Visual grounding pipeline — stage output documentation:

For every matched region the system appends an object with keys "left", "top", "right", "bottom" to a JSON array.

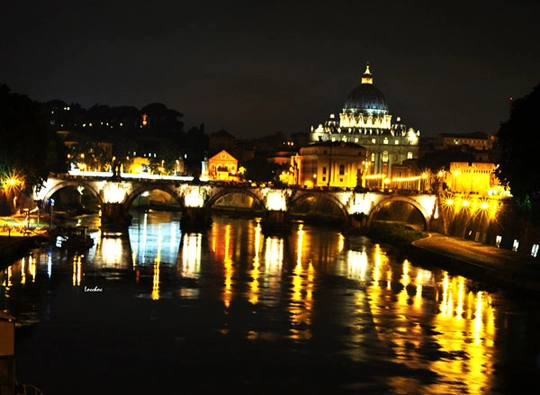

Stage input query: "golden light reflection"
[
  {"left": 151, "top": 230, "right": 162, "bottom": 301},
  {"left": 180, "top": 233, "right": 202, "bottom": 278},
  {"left": 432, "top": 285, "right": 496, "bottom": 395},
  {"left": 7, "top": 266, "right": 12, "bottom": 288},
  {"left": 249, "top": 222, "right": 262, "bottom": 305},
  {"left": 368, "top": 257, "right": 499, "bottom": 395},
  {"left": 338, "top": 233, "right": 345, "bottom": 253},
  {"left": 100, "top": 237, "right": 124, "bottom": 268},
  {"left": 347, "top": 250, "right": 368, "bottom": 282},
  {"left": 21, "top": 258, "right": 26, "bottom": 285},
  {"left": 401, "top": 259, "right": 410, "bottom": 287},
  {"left": 223, "top": 224, "right": 233, "bottom": 308},
  {"left": 264, "top": 237, "right": 283, "bottom": 274},
  {"left": 72, "top": 255, "right": 82, "bottom": 286},
  {"left": 288, "top": 224, "right": 314, "bottom": 342},
  {"left": 151, "top": 260, "right": 160, "bottom": 300},
  {"left": 261, "top": 236, "right": 284, "bottom": 309}
]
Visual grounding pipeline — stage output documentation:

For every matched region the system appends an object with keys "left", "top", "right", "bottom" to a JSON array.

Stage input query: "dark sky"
[{"left": 2, "top": 0, "right": 539, "bottom": 139}]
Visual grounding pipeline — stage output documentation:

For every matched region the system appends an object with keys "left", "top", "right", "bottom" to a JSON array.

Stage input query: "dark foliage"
[
  {"left": 495, "top": 83, "right": 540, "bottom": 224},
  {"left": 0, "top": 84, "right": 68, "bottom": 193}
]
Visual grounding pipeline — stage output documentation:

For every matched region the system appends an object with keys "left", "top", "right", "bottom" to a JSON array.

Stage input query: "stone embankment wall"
[{"left": 437, "top": 197, "right": 540, "bottom": 256}]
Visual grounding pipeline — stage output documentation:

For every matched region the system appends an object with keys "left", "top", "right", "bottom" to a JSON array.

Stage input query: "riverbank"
[
  {"left": 410, "top": 233, "right": 540, "bottom": 298},
  {"left": 0, "top": 231, "right": 49, "bottom": 269},
  {"left": 348, "top": 221, "right": 540, "bottom": 298}
]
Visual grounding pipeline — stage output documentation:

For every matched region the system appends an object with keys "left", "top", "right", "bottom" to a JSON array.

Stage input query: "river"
[{"left": 2, "top": 211, "right": 540, "bottom": 394}]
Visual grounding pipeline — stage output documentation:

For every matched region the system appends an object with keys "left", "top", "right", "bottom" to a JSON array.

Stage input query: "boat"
[{"left": 51, "top": 226, "right": 95, "bottom": 250}]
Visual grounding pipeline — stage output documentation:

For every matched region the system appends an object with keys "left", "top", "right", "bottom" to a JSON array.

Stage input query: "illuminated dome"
[{"left": 343, "top": 64, "right": 388, "bottom": 115}]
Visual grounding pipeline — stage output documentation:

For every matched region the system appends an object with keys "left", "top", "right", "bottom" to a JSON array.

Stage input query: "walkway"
[{"left": 411, "top": 233, "right": 540, "bottom": 296}]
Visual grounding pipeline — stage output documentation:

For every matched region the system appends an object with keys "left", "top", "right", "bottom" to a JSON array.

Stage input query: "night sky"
[{"left": 2, "top": 0, "right": 539, "bottom": 139}]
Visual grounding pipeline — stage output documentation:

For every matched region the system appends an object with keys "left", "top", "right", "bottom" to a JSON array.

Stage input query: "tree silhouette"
[
  {"left": 496, "top": 83, "right": 540, "bottom": 223},
  {"left": 0, "top": 84, "right": 67, "bottom": 200}
]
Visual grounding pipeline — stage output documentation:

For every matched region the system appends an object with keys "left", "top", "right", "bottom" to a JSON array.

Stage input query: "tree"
[
  {"left": 495, "top": 83, "right": 540, "bottom": 223},
  {"left": 0, "top": 84, "right": 67, "bottom": 214}
]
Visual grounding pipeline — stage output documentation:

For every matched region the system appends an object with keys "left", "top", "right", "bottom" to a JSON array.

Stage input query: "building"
[
  {"left": 445, "top": 162, "right": 505, "bottom": 196},
  {"left": 207, "top": 150, "right": 239, "bottom": 181},
  {"left": 209, "top": 129, "right": 236, "bottom": 157},
  {"left": 289, "top": 141, "right": 367, "bottom": 188},
  {"left": 309, "top": 64, "right": 420, "bottom": 181}
]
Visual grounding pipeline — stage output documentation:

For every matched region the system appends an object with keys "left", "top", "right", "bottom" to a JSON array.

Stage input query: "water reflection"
[{"left": 3, "top": 213, "right": 540, "bottom": 394}]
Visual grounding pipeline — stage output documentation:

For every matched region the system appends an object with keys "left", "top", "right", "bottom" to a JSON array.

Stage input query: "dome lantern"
[{"left": 343, "top": 63, "right": 388, "bottom": 115}]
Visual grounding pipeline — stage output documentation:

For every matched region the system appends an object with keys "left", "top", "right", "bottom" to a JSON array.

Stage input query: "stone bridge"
[{"left": 34, "top": 174, "right": 440, "bottom": 233}]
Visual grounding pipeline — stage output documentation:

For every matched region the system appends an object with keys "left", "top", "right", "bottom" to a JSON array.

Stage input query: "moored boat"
[{"left": 50, "top": 226, "right": 95, "bottom": 250}]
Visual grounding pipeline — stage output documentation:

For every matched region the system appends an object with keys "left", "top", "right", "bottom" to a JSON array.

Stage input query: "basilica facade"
[{"left": 309, "top": 64, "right": 420, "bottom": 185}]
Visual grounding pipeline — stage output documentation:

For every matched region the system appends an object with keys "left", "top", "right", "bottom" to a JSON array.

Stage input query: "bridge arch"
[
  {"left": 125, "top": 183, "right": 184, "bottom": 211},
  {"left": 288, "top": 191, "right": 349, "bottom": 227},
  {"left": 368, "top": 195, "right": 430, "bottom": 230},
  {"left": 205, "top": 188, "right": 265, "bottom": 211},
  {"left": 39, "top": 180, "right": 104, "bottom": 207}
]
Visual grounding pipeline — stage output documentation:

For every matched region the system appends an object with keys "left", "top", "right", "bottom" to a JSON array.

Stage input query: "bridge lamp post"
[{"left": 313, "top": 173, "right": 317, "bottom": 188}]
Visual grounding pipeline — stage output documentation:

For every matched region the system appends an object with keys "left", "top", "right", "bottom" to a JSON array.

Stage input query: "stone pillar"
[
  {"left": 343, "top": 212, "right": 368, "bottom": 235},
  {"left": 261, "top": 210, "right": 291, "bottom": 235},
  {"left": 101, "top": 203, "right": 132, "bottom": 230},
  {"left": 181, "top": 207, "right": 212, "bottom": 232}
]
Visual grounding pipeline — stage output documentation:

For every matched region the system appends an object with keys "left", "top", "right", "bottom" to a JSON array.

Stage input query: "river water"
[{"left": 2, "top": 211, "right": 540, "bottom": 394}]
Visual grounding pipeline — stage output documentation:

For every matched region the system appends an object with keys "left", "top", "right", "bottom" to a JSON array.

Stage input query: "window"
[
  {"left": 322, "top": 167, "right": 327, "bottom": 175},
  {"left": 382, "top": 151, "right": 388, "bottom": 162},
  {"left": 339, "top": 165, "right": 345, "bottom": 175},
  {"left": 407, "top": 152, "right": 413, "bottom": 159}
]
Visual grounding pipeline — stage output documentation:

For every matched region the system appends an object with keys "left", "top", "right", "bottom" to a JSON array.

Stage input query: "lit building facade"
[
  {"left": 309, "top": 64, "right": 420, "bottom": 181},
  {"left": 207, "top": 150, "right": 238, "bottom": 181},
  {"left": 290, "top": 141, "right": 367, "bottom": 188},
  {"left": 446, "top": 162, "right": 504, "bottom": 196}
]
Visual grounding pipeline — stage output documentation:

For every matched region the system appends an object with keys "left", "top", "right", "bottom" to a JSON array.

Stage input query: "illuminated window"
[
  {"left": 383, "top": 138, "right": 389, "bottom": 145},
  {"left": 532, "top": 244, "right": 539, "bottom": 258},
  {"left": 407, "top": 152, "right": 413, "bottom": 159},
  {"left": 371, "top": 139, "right": 376, "bottom": 144},
  {"left": 382, "top": 151, "right": 388, "bottom": 162},
  {"left": 395, "top": 140, "right": 399, "bottom": 145},
  {"left": 512, "top": 239, "right": 519, "bottom": 252}
]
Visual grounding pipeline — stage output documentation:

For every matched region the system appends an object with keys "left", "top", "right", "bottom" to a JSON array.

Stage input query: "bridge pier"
[
  {"left": 261, "top": 210, "right": 291, "bottom": 235},
  {"left": 101, "top": 203, "right": 132, "bottom": 230},
  {"left": 343, "top": 212, "right": 368, "bottom": 234},
  {"left": 181, "top": 207, "right": 212, "bottom": 232}
]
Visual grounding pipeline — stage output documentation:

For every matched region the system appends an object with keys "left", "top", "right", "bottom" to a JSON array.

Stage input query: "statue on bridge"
[{"left": 111, "top": 161, "right": 122, "bottom": 180}]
